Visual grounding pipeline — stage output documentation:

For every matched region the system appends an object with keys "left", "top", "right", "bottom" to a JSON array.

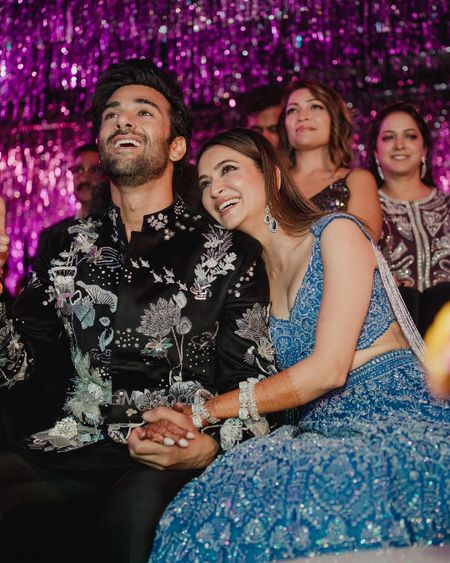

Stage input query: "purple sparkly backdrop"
[{"left": 0, "top": 0, "right": 449, "bottom": 293}]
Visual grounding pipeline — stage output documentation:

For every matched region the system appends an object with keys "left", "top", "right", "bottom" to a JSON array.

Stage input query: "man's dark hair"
[
  {"left": 74, "top": 142, "right": 99, "bottom": 157},
  {"left": 91, "top": 59, "right": 192, "bottom": 153},
  {"left": 240, "top": 84, "right": 283, "bottom": 118}
]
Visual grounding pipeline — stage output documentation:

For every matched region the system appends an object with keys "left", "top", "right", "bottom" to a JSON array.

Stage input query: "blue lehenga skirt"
[{"left": 151, "top": 350, "right": 450, "bottom": 562}]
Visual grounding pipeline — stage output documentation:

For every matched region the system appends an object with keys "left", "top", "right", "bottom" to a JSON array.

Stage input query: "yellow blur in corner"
[{"left": 425, "top": 302, "right": 450, "bottom": 397}]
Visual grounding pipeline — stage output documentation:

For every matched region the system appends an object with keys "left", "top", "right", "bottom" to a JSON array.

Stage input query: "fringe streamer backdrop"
[{"left": 0, "top": 0, "right": 448, "bottom": 293}]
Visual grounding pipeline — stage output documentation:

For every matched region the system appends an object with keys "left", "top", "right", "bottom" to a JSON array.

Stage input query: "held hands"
[
  {"left": 0, "top": 196, "right": 9, "bottom": 271},
  {"left": 142, "top": 403, "right": 195, "bottom": 446},
  {"left": 128, "top": 406, "right": 218, "bottom": 471}
]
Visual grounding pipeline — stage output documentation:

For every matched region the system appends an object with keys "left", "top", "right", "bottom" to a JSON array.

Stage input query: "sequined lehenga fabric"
[{"left": 150, "top": 215, "right": 450, "bottom": 562}]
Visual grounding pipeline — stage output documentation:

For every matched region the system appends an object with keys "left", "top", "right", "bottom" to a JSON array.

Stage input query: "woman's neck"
[
  {"left": 381, "top": 173, "right": 432, "bottom": 201},
  {"left": 293, "top": 146, "right": 335, "bottom": 176},
  {"left": 257, "top": 228, "right": 306, "bottom": 276}
]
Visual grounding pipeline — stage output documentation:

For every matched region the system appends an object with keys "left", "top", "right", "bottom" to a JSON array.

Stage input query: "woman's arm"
[
  {"left": 204, "top": 219, "right": 377, "bottom": 420},
  {"left": 346, "top": 168, "right": 382, "bottom": 242},
  {"left": 144, "top": 218, "right": 377, "bottom": 438}
]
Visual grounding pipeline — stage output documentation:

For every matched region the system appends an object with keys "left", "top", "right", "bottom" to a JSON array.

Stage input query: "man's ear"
[{"left": 169, "top": 137, "right": 187, "bottom": 162}]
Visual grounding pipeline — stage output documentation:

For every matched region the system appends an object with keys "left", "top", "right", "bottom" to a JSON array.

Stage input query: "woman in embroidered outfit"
[
  {"left": 147, "top": 128, "right": 450, "bottom": 562},
  {"left": 279, "top": 79, "right": 382, "bottom": 241},
  {"left": 367, "top": 102, "right": 450, "bottom": 334}
]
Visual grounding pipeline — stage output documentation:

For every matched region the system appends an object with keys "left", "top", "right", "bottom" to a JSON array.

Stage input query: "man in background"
[
  {"left": 69, "top": 142, "right": 106, "bottom": 218},
  {"left": 242, "top": 84, "right": 283, "bottom": 148}
]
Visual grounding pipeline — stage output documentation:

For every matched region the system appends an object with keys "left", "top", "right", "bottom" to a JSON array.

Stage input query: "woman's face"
[
  {"left": 284, "top": 88, "right": 331, "bottom": 151},
  {"left": 198, "top": 144, "right": 267, "bottom": 234},
  {"left": 375, "top": 111, "right": 426, "bottom": 179}
]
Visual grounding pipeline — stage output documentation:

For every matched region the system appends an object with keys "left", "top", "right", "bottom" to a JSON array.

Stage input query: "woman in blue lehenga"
[{"left": 148, "top": 128, "right": 449, "bottom": 561}]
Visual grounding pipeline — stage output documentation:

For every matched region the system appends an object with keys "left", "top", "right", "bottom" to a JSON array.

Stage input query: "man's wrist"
[
  {"left": 173, "top": 433, "right": 219, "bottom": 470},
  {"left": 199, "top": 433, "right": 219, "bottom": 466}
]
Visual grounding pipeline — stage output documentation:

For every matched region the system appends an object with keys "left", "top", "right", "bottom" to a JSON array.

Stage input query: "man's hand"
[
  {"left": 128, "top": 408, "right": 218, "bottom": 470},
  {"left": 128, "top": 427, "right": 218, "bottom": 471},
  {"left": 0, "top": 196, "right": 10, "bottom": 270}
]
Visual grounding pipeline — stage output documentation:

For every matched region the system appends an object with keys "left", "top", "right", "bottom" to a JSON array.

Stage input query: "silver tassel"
[{"left": 371, "top": 242, "right": 428, "bottom": 368}]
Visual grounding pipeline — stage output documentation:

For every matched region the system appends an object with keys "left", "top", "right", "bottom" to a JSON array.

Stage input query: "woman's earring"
[
  {"left": 420, "top": 156, "right": 427, "bottom": 179},
  {"left": 264, "top": 205, "right": 278, "bottom": 233},
  {"left": 375, "top": 156, "right": 384, "bottom": 181}
]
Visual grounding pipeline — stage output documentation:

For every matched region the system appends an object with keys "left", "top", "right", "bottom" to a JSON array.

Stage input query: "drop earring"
[
  {"left": 375, "top": 156, "right": 384, "bottom": 181},
  {"left": 263, "top": 205, "right": 278, "bottom": 233},
  {"left": 420, "top": 156, "right": 427, "bottom": 179}
]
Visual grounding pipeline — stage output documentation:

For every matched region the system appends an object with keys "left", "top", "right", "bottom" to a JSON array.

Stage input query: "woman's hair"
[
  {"left": 367, "top": 101, "right": 434, "bottom": 187},
  {"left": 197, "top": 128, "right": 325, "bottom": 236},
  {"left": 278, "top": 79, "right": 353, "bottom": 169}
]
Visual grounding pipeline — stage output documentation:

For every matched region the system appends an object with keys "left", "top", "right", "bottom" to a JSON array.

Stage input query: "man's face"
[
  {"left": 98, "top": 84, "right": 175, "bottom": 188},
  {"left": 70, "top": 150, "right": 104, "bottom": 205},
  {"left": 246, "top": 105, "right": 282, "bottom": 148}
]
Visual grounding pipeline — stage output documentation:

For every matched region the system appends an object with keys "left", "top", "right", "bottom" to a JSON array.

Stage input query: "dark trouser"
[
  {"left": 99, "top": 465, "right": 201, "bottom": 563},
  {"left": 0, "top": 442, "right": 201, "bottom": 563}
]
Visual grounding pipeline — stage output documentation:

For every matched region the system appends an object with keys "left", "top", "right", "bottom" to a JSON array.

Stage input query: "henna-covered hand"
[
  {"left": 143, "top": 419, "right": 196, "bottom": 447},
  {"left": 128, "top": 409, "right": 218, "bottom": 470},
  {"left": 142, "top": 406, "right": 197, "bottom": 447}
]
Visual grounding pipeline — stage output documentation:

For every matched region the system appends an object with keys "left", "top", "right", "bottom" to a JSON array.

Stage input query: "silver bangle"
[
  {"left": 247, "top": 377, "right": 260, "bottom": 421},
  {"left": 238, "top": 381, "right": 250, "bottom": 420},
  {"left": 191, "top": 396, "right": 219, "bottom": 429},
  {"left": 191, "top": 411, "right": 203, "bottom": 429}
]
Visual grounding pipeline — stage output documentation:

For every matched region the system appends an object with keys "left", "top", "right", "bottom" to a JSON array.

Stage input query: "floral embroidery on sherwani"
[
  {"left": 0, "top": 302, "right": 29, "bottom": 388},
  {"left": 235, "top": 303, "right": 275, "bottom": 370},
  {"left": 190, "top": 226, "right": 237, "bottom": 300},
  {"left": 0, "top": 198, "right": 273, "bottom": 453},
  {"left": 138, "top": 291, "right": 192, "bottom": 383},
  {"left": 218, "top": 303, "right": 277, "bottom": 450}
]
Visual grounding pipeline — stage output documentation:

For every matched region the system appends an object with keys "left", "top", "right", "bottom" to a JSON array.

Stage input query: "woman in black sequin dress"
[{"left": 279, "top": 80, "right": 382, "bottom": 241}]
